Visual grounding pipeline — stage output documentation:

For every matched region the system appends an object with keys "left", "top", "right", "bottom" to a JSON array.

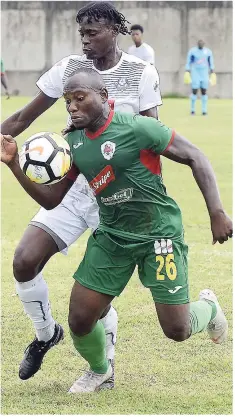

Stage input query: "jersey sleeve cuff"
[
  {"left": 140, "top": 101, "right": 162, "bottom": 112},
  {"left": 162, "top": 130, "right": 176, "bottom": 154},
  {"left": 36, "top": 79, "right": 61, "bottom": 99}
]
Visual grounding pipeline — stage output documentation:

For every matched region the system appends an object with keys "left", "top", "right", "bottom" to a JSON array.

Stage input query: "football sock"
[
  {"left": 100, "top": 306, "right": 118, "bottom": 361},
  {"left": 201, "top": 94, "right": 208, "bottom": 113},
  {"left": 15, "top": 272, "right": 56, "bottom": 342},
  {"left": 190, "top": 93, "right": 197, "bottom": 112},
  {"left": 70, "top": 320, "right": 109, "bottom": 374},
  {"left": 189, "top": 300, "right": 217, "bottom": 335}
]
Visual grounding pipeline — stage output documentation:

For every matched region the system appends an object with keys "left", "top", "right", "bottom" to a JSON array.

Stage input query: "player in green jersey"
[{"left": 1, "top": 68, "right": 232, "bottom": 393}]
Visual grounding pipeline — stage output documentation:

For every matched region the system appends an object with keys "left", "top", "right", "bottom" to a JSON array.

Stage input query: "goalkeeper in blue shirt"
[{"left": 184, "top": 40, "right": 216, "bottom": 115}]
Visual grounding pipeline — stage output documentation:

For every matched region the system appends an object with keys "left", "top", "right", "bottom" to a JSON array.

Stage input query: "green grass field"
[{"left": 1, "top": 97, "right": 232, "bottom": 415}]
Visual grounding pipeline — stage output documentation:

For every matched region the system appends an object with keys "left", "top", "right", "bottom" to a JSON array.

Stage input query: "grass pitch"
[{"left": 1, "top": 97, "right": 232, "bottom": 414}]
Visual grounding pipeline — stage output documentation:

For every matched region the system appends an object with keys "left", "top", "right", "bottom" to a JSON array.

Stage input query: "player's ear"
[
  {"left": 112, "top": 24, "right": 120, "bottom": 36},
  {"left": 100, "top": 88, "right": 108, "bottom": 103}
]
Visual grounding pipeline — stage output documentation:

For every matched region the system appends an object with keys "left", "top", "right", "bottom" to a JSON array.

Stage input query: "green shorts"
[{"left": 74, "top": 230, "right": 189, "bottom": 304}]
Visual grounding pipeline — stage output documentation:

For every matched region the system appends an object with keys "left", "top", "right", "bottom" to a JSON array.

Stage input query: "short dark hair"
[
  {"left": 76, "top": 1, "right": 130, "bottom": 35},
  {"left": 130, "top": 24, "right": 144, "bottom": 33}
]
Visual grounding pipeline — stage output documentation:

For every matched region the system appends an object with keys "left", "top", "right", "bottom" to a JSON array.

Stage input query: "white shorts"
[{"left": 30, "top": 175, "right": 99, "bottom": 255}]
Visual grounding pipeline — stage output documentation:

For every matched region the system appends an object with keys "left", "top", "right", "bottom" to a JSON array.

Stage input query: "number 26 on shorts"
[{"left": 156, "top": 254, "right": 177, "bottom": 281}]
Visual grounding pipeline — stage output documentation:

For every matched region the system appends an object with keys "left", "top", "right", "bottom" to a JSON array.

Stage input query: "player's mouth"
[{"left": 83, "top": 48, "right": 95, "bottom": 57}]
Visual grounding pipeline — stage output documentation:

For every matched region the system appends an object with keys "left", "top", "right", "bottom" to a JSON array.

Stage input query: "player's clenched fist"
[
  {"left": 210, "top": 210, "right": 233, "bottom": 244},
  {"left": 1, "top": 133, "right": 18, "bottom": 166}
]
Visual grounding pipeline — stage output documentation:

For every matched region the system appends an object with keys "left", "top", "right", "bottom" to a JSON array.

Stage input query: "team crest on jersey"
[
  {"left": 101, "top": 141, "right": 116, "bottom": 160},
  {"left": 115, "top": 77, "right": 130, "bottom": 92}
]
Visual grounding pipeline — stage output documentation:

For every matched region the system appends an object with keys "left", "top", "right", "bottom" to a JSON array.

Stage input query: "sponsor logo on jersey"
[
  {"left": 101, "top": 141, "right": 116, "bottom": 160},
  {"left": 154, "top": 239, "right": 173, "bottom": 255},
  {"left": 115, "top": 77, "right": 130, "bottom": 92},
  {"left": 89, "top": 165, "right": 115, "bottom": 195},
  {"left": 101, "top": 188, "right": 133, "bottom": 205},
  {"left": 168, "top": 286, "right": 183, "bottom": 294}
]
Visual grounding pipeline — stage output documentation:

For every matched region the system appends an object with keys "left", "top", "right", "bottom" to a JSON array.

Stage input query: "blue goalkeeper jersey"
[{"left": 185, "top": 47, "right": 214, "bottom": 72}]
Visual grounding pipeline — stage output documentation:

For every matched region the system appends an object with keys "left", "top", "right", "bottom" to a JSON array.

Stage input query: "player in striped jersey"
[{"left": 1, "top": 1, "right": 162, "bottom": 388}]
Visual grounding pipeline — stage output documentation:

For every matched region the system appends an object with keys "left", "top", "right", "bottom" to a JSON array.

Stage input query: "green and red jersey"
[{"left": 67, "top": 111, "right": 183, "bottom": 245}]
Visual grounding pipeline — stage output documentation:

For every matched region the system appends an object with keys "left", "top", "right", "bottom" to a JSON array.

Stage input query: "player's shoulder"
[
  {"left": 143, "top": 43, "right": 154, "bottom": 53},
  {"left": 53, "top": 54, "right": 92, "bottom": 70},
  {"left": 123, "top": 51, "right": 149, "bottom": 68},
  {"left": 204, "top": 47, "right": 212, "bottom": 55},
  {"left": 122, "top": 52, "right": 157, "bottom": 77},
  {"left": 113, "top": 111, "right": 136, "bottom": 126}
]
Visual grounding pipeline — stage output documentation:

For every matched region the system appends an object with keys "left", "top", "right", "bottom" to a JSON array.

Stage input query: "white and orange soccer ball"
[{"left": 19, "top": 132, "right": 72, "bottom": 185}]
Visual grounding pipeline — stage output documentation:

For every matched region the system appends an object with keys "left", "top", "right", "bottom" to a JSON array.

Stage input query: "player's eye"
[
  {"left": 77, "top": 97, "right": 84, "bottom": 102},
  {"left": 65, "top": 99, "right": 71, "bottom": 105}
]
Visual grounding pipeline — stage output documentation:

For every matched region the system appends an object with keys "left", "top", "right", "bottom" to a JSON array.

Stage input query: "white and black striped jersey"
[
  {"left": 37, "top": 52, "right": 162, "bottom": 114},
  {"left": 36, "top": 52, "right": 162, "bottom": 193}
]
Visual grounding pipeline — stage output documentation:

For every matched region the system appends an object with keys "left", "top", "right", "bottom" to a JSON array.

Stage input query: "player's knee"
[
  {"left": 192, "top": 89, "right": 198, "bottom": 95},
  {"left": 13, "top": 244, "right": 38, "bottom": 282},
  {"left": 68, "top": 309, "right": 95, "bottom": 337},
  {"left": 201, "top": 88, "right": 207, "bottom": 95},
  {"left": 162, "top": 324, "right": 190, "bottom": 342}
]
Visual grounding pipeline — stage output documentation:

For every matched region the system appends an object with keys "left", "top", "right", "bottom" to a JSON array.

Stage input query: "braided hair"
[{"left": 76, "top": 1, "right": 130, "bottom": 35}]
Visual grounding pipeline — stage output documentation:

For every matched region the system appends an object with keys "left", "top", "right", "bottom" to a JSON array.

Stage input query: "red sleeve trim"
[
  {"left": 162, "top": 129, "right": 175, "bottom": 154},
  {"left": 66, "top": 164, "right": 79, "bottom": 182}
]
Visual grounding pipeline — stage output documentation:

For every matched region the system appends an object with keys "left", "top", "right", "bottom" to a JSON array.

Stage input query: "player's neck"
[
  {"left": 93, "top": 47, "right": 122, "bottom": 71},
  {"left": 135, "top": 41, "right": 143, "bottom": 48},
  {"left": 86, "top": 105, "right": 111, "bottom": 134}
]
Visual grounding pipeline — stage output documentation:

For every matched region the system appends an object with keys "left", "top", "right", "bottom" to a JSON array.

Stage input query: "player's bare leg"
[
  {"left": 155, "top": 293, "right": 228, "bottom": 343},
  {"left": 13, "top": 225, "right": 64, "bottom": 379},
  {"left": 13, "top": 224, "right": 117, "bottom": 382},
  {"left": 201, "top": 88, "right": 208, "bottom": 115},
  {"left": 190, "top": 88, "right": 198, "bottom": 115},
  {"left": 68, "top": 281, "right": 114, "bottom": 393}
]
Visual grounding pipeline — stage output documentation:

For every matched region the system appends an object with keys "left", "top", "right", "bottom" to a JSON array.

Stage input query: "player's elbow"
[{"left": 188, "top": 147, "right": 209, "bottom": 170}]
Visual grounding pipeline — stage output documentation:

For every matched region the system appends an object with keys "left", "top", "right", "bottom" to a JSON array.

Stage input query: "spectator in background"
[
  {"left": 128, "top": 24, "right": 155, "bottom": 65},
  {"left": 1, "top": 59, "right": 10, "bottom": 99}
]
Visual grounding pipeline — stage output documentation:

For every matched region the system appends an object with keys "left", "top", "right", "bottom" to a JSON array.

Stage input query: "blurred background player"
[
  {"left": 128, "top": 24, "right": 155, "bottom": 65},
  {"left": 184, "top": 39, "right": 216, "bottom": 115},
  {"left": 1, "top": 59, "right": 10, "bottom": 99}
]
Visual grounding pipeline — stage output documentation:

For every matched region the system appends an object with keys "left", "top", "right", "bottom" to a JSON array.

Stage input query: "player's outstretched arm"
[
  {"left": 1, "top": 134, "right": 74, "bottom": 209},
  {"left": 1, "top": 92, "right": 57, "bottom": 138},
  {"left": 163, "top": 133, "right": 233, "bottom": 244}
]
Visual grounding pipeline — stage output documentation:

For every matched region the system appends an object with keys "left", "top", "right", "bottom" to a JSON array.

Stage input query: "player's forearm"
[
  {"left": 190, "top": 152, "right": 224, "bottom": 218},
  {"left": 7, "top": 157, "right": 60, "bottom": 210},
  {"left": 1, "top": 112, "right": 32, "bottom": 137}
]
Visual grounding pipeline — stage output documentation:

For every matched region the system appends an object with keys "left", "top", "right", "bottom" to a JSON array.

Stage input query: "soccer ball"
[{"left": 19, "top": 132, "right": 72, "bottom": 185}]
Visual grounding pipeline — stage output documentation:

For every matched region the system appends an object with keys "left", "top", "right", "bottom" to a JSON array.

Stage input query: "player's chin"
[
  {"left": 72, "top": 118, "right": 87, "bottom": 129},
  {"left": 83, "top": 50, "right": 96, "bottom": 60}
]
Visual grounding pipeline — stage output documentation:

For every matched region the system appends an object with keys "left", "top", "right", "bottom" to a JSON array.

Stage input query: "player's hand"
[
  {"left": 184, "top": 71, "right": 191, "bottom": 84},
  {"left": 210, "top": 210, "right": 233, "bottom": 244},
  {"left": 210, "top": 72, "right": 217, "bottom": 86},
  {"left": 1, "top": 134, "right": 18, "bottom": 166}
]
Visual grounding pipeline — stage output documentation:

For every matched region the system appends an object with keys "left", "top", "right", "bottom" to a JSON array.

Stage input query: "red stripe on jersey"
[
  {"left": 162, "top": 130, "right": 176, "bottom": 153},
  {"left": 85, "top": 110, "right": 114, "bottom": 140},
  {"left": 140, "top": 150, "right": 161, "bottom": 175},
  {"left": 66, "top": 164, "right": 79, "bottom": 181}
]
